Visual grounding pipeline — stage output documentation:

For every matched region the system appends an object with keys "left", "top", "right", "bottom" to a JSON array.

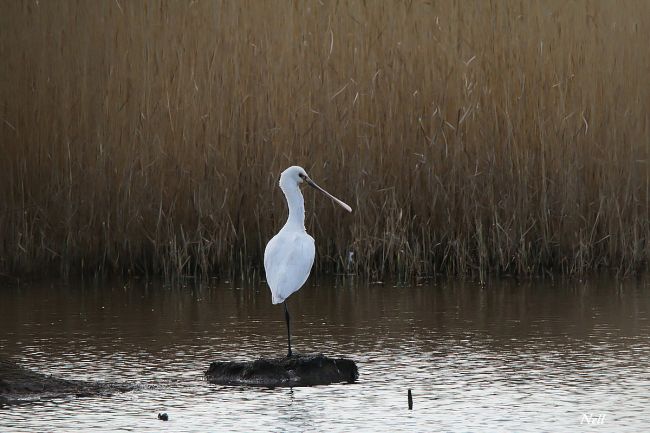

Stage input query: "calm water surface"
[{"left": 1, "top": 278, "right": 649, "bottom": 432}]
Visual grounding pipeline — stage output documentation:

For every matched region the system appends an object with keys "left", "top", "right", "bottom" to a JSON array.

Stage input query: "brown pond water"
[{"left": 1, "top": 277, "right": 649, "bottom": 432}]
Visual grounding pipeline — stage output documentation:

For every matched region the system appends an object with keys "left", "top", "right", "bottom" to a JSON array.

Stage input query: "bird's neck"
[{"left": 281, "top": 184, "right": 306, "bottom": 231}]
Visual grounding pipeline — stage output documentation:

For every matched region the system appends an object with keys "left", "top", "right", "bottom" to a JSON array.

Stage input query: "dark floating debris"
[
  {"left": 158, "top": 412, "right": 169, "bottom": 421},
  {"left": 205, "top": 353, "right": 358, "bottom": 387},
  {"left": 408, "top": 389, "right": 413, "bottom": 410}
]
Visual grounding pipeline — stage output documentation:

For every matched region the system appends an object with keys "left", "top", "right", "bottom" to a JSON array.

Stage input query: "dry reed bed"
[{"left": 0, "top": 0, "right": 648, "bottom": 280}]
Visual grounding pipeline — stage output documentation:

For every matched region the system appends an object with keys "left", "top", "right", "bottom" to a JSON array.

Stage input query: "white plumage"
[
  {"left": 264, "top": 230, "right": 315, "bottom": 304},
  {"left": 263, "top": 165, "right": 351, "bottom": 356}
]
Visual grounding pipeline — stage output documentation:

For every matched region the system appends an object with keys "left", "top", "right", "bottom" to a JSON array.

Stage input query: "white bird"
[{"left": 264, "top": 166, "right": 352, "bottom": 357}]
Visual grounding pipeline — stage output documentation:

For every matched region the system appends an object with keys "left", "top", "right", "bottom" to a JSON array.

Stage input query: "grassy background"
[{"left": 1, "top": 0, "right": 649, "bottom": 280}]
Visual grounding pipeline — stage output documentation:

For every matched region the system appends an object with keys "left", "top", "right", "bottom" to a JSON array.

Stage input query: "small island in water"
[{"left": 205, "top": 354, "right": 359, "bottom": 387}]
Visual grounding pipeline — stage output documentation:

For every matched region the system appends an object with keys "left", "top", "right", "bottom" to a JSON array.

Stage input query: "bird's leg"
[{"left": 284, "top": 301, "right": 292, "bottom": 357}]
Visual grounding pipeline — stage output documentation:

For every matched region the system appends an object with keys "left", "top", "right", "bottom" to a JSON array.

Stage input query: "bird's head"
[
  {"left": 278, "top": 166, "right": 352, "bottom": 212},
  {"left": 279, "top": 166, "right": 309, "bottom": 188}
]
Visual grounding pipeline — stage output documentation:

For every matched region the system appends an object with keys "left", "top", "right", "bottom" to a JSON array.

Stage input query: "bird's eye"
[{"left": 298, "top": 173, "right": 306, "bottom": 179}]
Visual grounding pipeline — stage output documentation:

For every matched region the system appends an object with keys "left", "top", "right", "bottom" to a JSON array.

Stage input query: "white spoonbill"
[{"left": 264, "top": 166, "right": 352, "bottom": 357}]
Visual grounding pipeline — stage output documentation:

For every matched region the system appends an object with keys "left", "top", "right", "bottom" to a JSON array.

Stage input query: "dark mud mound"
[
  {"left": 205, "top": 353, "right": 358, "bottom": 387},
  {"left": 0, "top": 359, "right": 134, "bottom": 406}
]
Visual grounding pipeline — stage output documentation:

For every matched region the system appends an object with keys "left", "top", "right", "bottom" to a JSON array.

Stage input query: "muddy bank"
[
  {"left": 0, "top": 359, "right": 134, "bottom": 406},
  {"left": 205, "top": 354, "right": 358, "bottom": 387}
]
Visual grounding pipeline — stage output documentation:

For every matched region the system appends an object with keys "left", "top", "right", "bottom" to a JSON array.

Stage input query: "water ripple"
[{"left": 1, "top": 278, "right": 649, "bottom": 432}]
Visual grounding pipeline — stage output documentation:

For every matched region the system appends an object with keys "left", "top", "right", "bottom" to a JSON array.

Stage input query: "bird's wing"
[{"left": 264, "top": 231, "right": 315, "bottom": 304}]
